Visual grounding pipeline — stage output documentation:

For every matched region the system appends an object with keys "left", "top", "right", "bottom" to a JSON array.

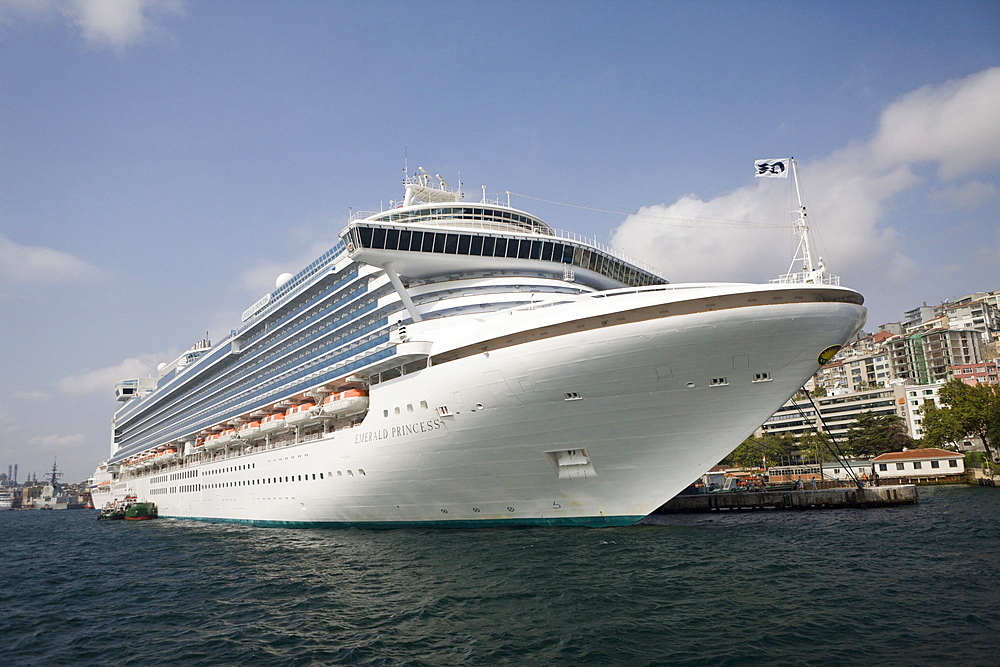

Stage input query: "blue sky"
[{"left": 1, "top": 0, "right": 998, "bottom": 483}]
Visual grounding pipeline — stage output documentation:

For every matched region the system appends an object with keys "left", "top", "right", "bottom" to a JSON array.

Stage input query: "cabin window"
[
  {"left": 409, "top": 230, "right": 423, "bottom": 251},
  {"left": 481, "top": 237, "right": 496, "bottom": 256},
  {"left": 421, "top": 232, "right": 435, "bottom": 252},
  {"left": 372, "top": 227, "right": 386, "bottom": 248},
  {"left": 470, "top": 235, "right": 484, "bottom": 255},
  {"left": 444, "top": 234, "right": 459, "bottom": 254},
  {"left": 385, "top": 228, "right": 399, "bottom": 249},
  {"left": 457, "top": 234, "right": 471, "bottom": 255},
  {"left": 949, "top": 460, "right": 958, "bottom": 467},
  {"left": 397, "top": 229, "right": 411, "bottom": 250}
]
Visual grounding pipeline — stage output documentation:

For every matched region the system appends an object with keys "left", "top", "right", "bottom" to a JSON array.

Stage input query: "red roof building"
[{"left": 871, "top": 448, "right": 965, "bottom": 479}]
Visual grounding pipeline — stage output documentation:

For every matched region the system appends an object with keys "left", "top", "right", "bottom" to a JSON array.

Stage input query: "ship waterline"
[{"left": 92, "top": 174, "right": 866, "bottom": 527}]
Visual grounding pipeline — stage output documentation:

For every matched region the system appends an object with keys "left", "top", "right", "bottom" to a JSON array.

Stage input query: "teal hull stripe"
[{"left": 160, "top": 514, "right": 644, "bottom": 529}]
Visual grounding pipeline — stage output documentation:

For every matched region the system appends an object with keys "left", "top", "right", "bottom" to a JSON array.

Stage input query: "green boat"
[
  {"left": 98, "top": 494, "right": 157, "bottom": 521},
  {"left": 124, "top": 501, "right": 158, "bottom": 520}
]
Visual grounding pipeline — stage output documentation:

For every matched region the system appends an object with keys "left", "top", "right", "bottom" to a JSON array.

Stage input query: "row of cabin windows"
[
  {"left": 122, "top": 278, "right": 381, "bottom": 449},
  {"left": 203, "top": 470, "right": 366, "bottom": 488}
]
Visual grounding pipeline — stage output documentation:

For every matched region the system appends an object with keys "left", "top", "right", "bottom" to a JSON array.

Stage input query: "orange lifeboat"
[
  {"left": 321, "top": 389, "right": 369, "bottom": 418},
  {"left": 260, "top": 412, "right": 287, "bottom": 432},
  {"left": 238, "top": 420, "right": 262, "bottom": 439},
  {"left": 285, "top": 402, "right": 318, "bottom": 425},
  {"left": 216, "top": 428, "right": 237, "bottom": 446}
]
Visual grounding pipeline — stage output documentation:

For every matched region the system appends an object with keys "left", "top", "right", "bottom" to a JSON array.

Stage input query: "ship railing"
[{"left": 769, "top": 271, "right": 841, "bottom": 286}]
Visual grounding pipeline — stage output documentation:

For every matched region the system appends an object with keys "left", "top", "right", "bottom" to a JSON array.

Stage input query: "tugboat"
[
  {"left": 98, "top": 493, "right": 157, "bottom": 521},
  {"left": 124, "top": 500, "right": 158, "bottom": 521}
]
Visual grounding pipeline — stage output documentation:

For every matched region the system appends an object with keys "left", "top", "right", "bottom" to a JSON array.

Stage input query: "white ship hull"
[{"left": 96, "top": 289, "right": 865, "bottom": 527}]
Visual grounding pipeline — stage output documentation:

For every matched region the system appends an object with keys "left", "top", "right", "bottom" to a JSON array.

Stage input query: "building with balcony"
[{"left": 887, "top": 328, "right": 984, "bottom": 385}]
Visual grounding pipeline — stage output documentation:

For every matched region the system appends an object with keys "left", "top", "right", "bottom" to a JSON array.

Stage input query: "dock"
[{"left": 652, "top": 484, "right": 918, "bottom": 513}]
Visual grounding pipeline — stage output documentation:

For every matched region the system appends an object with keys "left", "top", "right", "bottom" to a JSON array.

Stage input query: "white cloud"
[
  {"left": 28, "top": 432, "right": 88, "bottom": 451},
  {"left": 57, "top": 350, "right": 177, "bottom": 395},
  {"left": 0, "top": 0, "right": 184, "bottom": 50},
  {"left": 610, "top": 68, "right": 1000, "bottom": 289},
  {"left": 0, "top": 408, "right": 18, "bottom": 433},
  {"left": 928, "top": 180, "right": 999, "bottom": 211},
  {"left": 871, "top": 67, "right": 1000, "bottom": 179},
  {"left": 12, "top": 390, "right": 48, "bottom": 401},
  {"left": 0, "top": 233, "right": 103, "bottom": 284}
]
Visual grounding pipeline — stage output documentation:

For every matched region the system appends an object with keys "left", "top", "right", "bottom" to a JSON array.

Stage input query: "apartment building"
[{"left": 887, "top": 328, "right": 984, "bottom": 384}]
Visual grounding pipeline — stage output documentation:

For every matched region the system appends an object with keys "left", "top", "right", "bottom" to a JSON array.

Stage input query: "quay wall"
[{"left": 654, "top": 484, "right": 918, "bottom": 513}]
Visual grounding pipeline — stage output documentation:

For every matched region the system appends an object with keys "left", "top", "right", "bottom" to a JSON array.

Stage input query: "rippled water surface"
[{"left": 2, "top": 485, "right": 997, "bottom": 665}]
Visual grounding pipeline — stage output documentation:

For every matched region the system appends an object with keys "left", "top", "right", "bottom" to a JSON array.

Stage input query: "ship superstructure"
[{"left": 91, "top": 171, "right": 866, "bottom": 526}]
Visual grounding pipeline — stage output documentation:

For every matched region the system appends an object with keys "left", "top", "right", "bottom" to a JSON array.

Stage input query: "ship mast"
[{"left": 772, "top": 158, "right": 839, "bottom": 286}]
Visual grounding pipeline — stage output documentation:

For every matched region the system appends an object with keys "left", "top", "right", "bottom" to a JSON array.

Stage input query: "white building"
[{"left": 871, "top": 448, "right": 965, "bottom": 480}]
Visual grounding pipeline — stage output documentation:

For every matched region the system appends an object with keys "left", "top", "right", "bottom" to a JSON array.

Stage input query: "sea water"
[{"left": 1, "top": 484, "right": 997, "bottom": 666}]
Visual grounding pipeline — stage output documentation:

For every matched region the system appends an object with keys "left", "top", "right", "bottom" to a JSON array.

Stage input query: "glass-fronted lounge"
[{"left": 343, "top": 223, "right": 664, "bottom": 288}]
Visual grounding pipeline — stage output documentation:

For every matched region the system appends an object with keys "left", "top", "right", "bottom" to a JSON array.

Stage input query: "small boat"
[
  {"left": 202, "top": 433, "right": 225, "bottom": 450},
  {"left": 285, "top": 402, "right": 318, "bottom": 425},
  {"left": 259, "top": 412, "right": 287, "bottom": 432},
  {"left": 124, "top": 502, "right": 158, "bottom": 520},
  {"left": 98, "top": 506, "right": 125, "bottom": 520},
  {"left": 321, "top": 389, "right": 369, "bottom": 418},
  {"left": 99, "top": 494, "right": 157, "bottom": 521},
  {"left": 237, "top": 420, "right": 261, "bottom": 439}
]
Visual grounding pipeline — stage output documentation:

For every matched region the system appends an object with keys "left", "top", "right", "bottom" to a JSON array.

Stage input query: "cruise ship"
[{"left": 90, "top": 170, "right": 866, "bottom": 527}]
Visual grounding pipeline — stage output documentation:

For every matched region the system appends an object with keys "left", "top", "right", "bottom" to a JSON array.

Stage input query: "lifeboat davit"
[
  {"left": 321, "top": 389, "right": 369, "bottom": 418},
  {"left": 260, "top": 412, "right": 286, "bottom": 432},
  {"left": 284, "top": 402, "right": 318, "bottom": 425}
]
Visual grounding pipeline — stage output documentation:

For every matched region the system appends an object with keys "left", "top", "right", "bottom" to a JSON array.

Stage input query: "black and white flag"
[{"left": 754, "top": 158, "right": 790, "bottom": 178}]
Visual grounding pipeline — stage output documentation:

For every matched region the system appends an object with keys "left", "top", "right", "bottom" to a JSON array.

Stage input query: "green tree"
[
  {"left": 843, "top": 412, "right": 913, "bottom": 458},
  {"left": 723, "top": 433, "right": 797, "bottom": 468},
  {"left": 798, "top": 431, "right": 836, "bottom": 463},
  {"left": 920, "top": 400, "right": 965, "bottom": 448},
  {"left": 927, "top": 380, "right": 1000, "bottom": 461}
]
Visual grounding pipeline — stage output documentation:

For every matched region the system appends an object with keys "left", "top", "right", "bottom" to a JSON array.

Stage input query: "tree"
[
  {"left": 843, "top": 412, "right": 913, "bottom": 458},
  {"left": 920, "top": 400, "right": 965, "bottom": 449},
  {"left": 723, "top": 433, "right": 797, "bottom": 468},
  {"left": 793, "top": 431, "right": 832, "bottom": 463},
  {"left": 928, "top": 380, "right": 1000, "bottom": 462}
]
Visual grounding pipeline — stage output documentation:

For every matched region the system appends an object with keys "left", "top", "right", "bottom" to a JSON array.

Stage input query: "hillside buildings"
[{"left": 761, "top": 288, "right": 999, "bottom": 446}]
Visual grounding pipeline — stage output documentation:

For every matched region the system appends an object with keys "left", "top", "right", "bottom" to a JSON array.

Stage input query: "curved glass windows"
[{"left": 345, "top": 224, "right": 663, "bottom": 287}]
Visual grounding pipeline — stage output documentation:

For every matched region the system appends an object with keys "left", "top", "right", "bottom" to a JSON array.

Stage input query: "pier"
[{"left": 652, "top": 484, "right": 918, "bottom": 513}]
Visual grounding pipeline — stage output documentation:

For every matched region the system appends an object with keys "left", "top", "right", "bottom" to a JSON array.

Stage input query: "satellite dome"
[
  {"left": 157, "top": 362, "right": 167, "bottom": 372},
  {"left": 275, "top": 272, "right": 294, "bottom": 289}
]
